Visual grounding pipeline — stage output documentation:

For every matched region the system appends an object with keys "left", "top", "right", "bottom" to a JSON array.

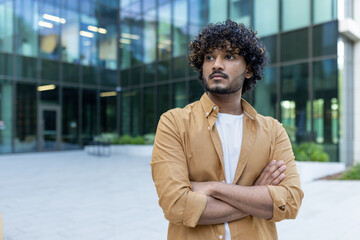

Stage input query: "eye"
[
  {"left": 225, "top": 54, "right": 234, "bottom": 60},
  {"left": 205, "top": 55, "right": 214, "bottom": 61}
]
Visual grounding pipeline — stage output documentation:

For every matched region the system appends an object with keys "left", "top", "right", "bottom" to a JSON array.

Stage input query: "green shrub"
[
  {"left": 340, "top": 163, "right": 360, "bottom": 180},
  {"left": 119, "top": 134, "right": 133, "bottom": 144},
  {"left": 131, "top": 136, "right": 145, "bottom": 145},
  {"left": 144, "top": 133, "right": 156, "bottom": 145},
  {"left": 293, "top": 142, "right": 329, "bottom": 162}
]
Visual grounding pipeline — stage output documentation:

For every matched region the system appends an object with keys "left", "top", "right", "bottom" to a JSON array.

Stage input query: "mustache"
[{"left": 209, "top": 70, "right": 229, "bottom": 79}]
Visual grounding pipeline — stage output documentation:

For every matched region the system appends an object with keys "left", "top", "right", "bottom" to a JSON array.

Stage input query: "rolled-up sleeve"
[
  {"left": 266, "top": 120, "right": 304, "bottom": 222},
  {"left": 150, "top": 112, "right": 207, "bottom": 227}
]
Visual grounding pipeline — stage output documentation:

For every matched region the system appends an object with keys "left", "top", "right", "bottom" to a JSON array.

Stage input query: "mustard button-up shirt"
[{"left": 151, "top": 93, "right": 303, "bottom": 240}]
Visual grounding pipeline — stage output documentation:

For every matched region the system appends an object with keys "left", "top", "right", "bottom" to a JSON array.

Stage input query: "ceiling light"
[
  {"left": 38, "top": 84, "right": 56, "bottom": 92},
  {"left": 38, "top": 21, "right": 53, "bottom": 28}
]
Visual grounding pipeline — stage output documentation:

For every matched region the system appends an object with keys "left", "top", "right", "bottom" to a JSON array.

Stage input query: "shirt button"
[
  {"left": 208, "top": 126, "right": 211, "bottom": 130},
  {"left": 213, "top": 106, "right": 216, "bottom": 110},
  {"left": 206, "top": 112, "right": 209, "bottom": 116},
  {"left": 219, "top": 235, "right": 223, "bottom": 239}
]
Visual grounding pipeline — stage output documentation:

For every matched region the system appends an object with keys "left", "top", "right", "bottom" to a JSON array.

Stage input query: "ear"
[{"left": 245, "top": 65, "right": 253, "bottom": 79}]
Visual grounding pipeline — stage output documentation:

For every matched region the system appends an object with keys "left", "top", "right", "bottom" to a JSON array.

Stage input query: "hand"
[
  {"left": 191, "top": 181, "right": 215, "bottom": 196},
  {"left": 254, "top": 160, "right": 286, "bottom": 186}
]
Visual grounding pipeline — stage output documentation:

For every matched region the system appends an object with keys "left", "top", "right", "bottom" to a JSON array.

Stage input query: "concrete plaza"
[{"left": 0, "top": 150, "right": 359, "bottom": 240}]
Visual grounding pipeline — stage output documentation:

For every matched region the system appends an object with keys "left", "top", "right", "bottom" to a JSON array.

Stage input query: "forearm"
[
  {"left": 210, "top": 183, "right": 274, "bottom": 220},
  {"left": 198, "top": 196, "right": 248, "bottom": 225}
]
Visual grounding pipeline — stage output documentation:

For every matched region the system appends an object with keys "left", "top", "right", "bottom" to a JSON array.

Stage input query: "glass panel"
[
  {"left": 62, "top": 87, "right": 79, "bottom": 150},
  {"left": 189, "top": 79, "right": 204, "bottom": 103},
  {"left": 120, "top": 68, "right": 130, "bottom": 87},
  {"left": 16, "top": 56, "right": 37, "bottom": 79},
  {"left": 254, "top": 67, "right": 277, "bottom": 118},
  {"left": 209, "top": 0, "right": 227, "bottom": 22},
  {"left": 82, "top": 89, "right": 98, "bottom": 145},
  {"left": 158, "top": 84, "right": 170, "bottom": 118},
  {"left": 100, "top": 69, "right": 117, "bottom": 87},
  {"left": 282, "top": 0, "right": 310, "bottom": 31},
  {"left": 97, "top": 4, "right": 117, "bottom": 69},
  {"left": 0, "top": 0, "right": 13, "bottom": 53},
  {"left": 100, "top": 91, "right": 116, "bottom": 133},
  {"left": 158, "top": 2, "right": 172, "bottom": 60},
  {"left": 144, "top": 63, "right": 156, "bottom": 84},
  {"left": 0, "top": 53, "right": 13, "bottom": 76},
  {"left": 40, "top": 83, "right": 58, "bottom": 104},
  {"left": 61, "top": 8, "right": 80, "bottom": 63},
  {"left": 121, "top": 90, "right": 131, "bottom": 135},
  {"left": 313, "top": 21, "right": 338, "bottom": 57},
  {"left": 281, "top": 29, "right": 308, "bottom": 62},
  {"left": 254, "top": 0, "right": 279, "bottom": 36},
  {"left": 281, "top": 63, "right": 310, "bottom": 143},
  {"left": 144, "top": 87, "right": 155, "bottom": 134},
  {"left": 189, "top": 0, "right": 207, "bottom": 27},
  {"left": 173, "top": 0, "right": 188, "bottom": 57},
  {"left": 40, "top": 59, "right": 59, "bottom": 81},
  {"left": 15, "top": 83, "right": 37, "bottom": 152},
  {"left": 131, "top": 89, "right": 140, "bottom": 136},
  {"left": 80, "top": 14, "right": 98, "bottom": 66},
  {"left": 82, "top": 65, "right": 97, "bottom": 84},
  {"left": 131, "top": 66, "right": 142, "bottom": 86},
  {"left": 15, "top": 0, "right": 38, "bottom": 56},
  {"left": 262, "top": 35, "right": 277, "bottom": 63},
  {"left": 313, "top": 0, "right": 337, "bottom": 24},
  {"left": 173, "top": 82, "right": 187, "bottom": 108},
  {"left": 230, "top": 0, "right": 251, "bottom": 26},
  {"left": 42, "top": 109, "right": 57, "bottom": 150},
  {"left": 63, "top": 63, "right": 79, "bottom": 83},
  {"left": 313, "top": 59, "right": 338, "bottom": 161},
  {"left": 144, "top": 5, "right": 156, "bottom": 64},
  {"left": 38, "top": 1, "right": 61, "bottom": 59},
  {"left": 0, "top": 79, "right": 12, "bottom": 153},
  {"left": 173, "top": 56, "right": 187, "bottom": 79},
  {"left": 158, "top": 60, "right": 171, "bottom": 82}
]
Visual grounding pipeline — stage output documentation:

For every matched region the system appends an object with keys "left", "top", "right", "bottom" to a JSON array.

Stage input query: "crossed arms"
[{"left": 193, "top": 160, "right": 286, "bottom": 225}]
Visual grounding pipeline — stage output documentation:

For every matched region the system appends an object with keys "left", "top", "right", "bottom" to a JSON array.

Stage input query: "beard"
[{"left": 201, "top": 70, "right": 245, "bottom": 95}]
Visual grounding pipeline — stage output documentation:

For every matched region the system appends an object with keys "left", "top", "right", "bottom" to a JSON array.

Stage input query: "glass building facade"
[{"left": 0, "top": 0, "right": 355, "bottom": 164}]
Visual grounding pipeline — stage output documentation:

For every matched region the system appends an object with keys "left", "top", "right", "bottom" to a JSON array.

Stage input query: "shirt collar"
[{"left": 200, "top": 92, "right": 257, "bottom": 120}]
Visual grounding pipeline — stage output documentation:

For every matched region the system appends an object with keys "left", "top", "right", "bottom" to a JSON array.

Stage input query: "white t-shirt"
[{"left": 215, "top": 113, "right": 244, "bottom": 240}]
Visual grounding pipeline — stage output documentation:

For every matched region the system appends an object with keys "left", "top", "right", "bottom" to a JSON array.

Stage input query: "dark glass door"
[{"left": 39, "top": 106, "right": 60, "bottom": 151}]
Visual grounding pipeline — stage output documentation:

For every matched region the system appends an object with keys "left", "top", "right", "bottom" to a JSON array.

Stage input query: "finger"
[
  {"left": 268, "top": 164, "right": 286, "bottom": 183},
  {"left": 262, "top": 160, "right": 284, "bottom": 184},
  {"left": 271, "top": 173, "right": 285, "bottom": 185},
  {"left": 255, "top": 160, "right": 276, "bottom": 185}
]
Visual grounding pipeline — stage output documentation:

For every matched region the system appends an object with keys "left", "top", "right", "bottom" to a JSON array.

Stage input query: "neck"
[{"left": 207, "top": 91, "right": 243, "bottom": 115}]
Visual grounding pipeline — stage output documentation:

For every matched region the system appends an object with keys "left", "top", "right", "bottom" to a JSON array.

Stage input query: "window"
[
  {"left": 254, "top": 67, "right": 277, "bottom": 118},
  {"left": 281, "top": 29, "right": 308, "bottom": 62},
  {"left": 209, "top": 0, "right": 227, "bottom": 23},
  {"left": 230, "top": 0, "right": 251, "bottom": 26},
  {"left": 313, "top": 21, "right": 338, "bottom": 57},
  {"left": 282, "top": 0, "right": 310, "bottom": 31},
  {"left": 62, "top": 88, "right": 79, "bottom": 149},
  {"left": 313, "top": 0, "right": 337, "bottom": 24},
  {"left": 254, "top": 0, "right": 279, "bottom": 36},
  {"left": 0, "top": 79, "right": 12, "bottom": 153}
]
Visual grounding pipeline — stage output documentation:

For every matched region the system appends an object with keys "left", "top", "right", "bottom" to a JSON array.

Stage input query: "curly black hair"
[{"left": 188, "top": 20, "right": 268, "bottom": 94}]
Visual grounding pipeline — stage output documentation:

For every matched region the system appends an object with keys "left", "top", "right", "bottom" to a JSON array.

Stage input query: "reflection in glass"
[
  {"left": 209, "top": 0, "right": 227, "bottom": 22},
  {"left": 63, "top": 62, "right": 79, "bottom": 83},
  {"left": 144, "top": 1, "right": 156, "bottom": 64},
  {"left": 158, "top": 84, "right": 170, "bottom": 119},
  {"left": 173, "top": 82, "right": 187, "bottom": 108},
  {"left": 0, "top": 0, "right": 13, "bottom": 53},
  {"left": 38, "top": 2, "right": 62, "bottom": 59},
  {"left": 313, "top": 0, "right": 337, "bottom": 24},
  {"left": 15, "top": 83, "right": 37, "bottom": 152},
  {"left": 254, "top": 67, "right": 277, "bottom": 118},
  {"left": 254, "top": 0, "right": 278, "bottom": 36},
  {"left": 230, "top": 0, "right": 250, "bottom": 26},
  {"left": 281, "top": 29, "right": 308, "bottom": 62},
  {"left": 61, "top": 8, "right": 80, "bottom": 63},
  {"left": 158, "top": 60, "right": 170, "bottom": 82},
  {"left": 15, "top": 0, "right": 38, "bottom": 56},
  {"left": 82, "top": 89, "right": 98, "bottom": 145},
  {"left": 173, "top": 0, "right": 188, "bottom": 57},
  {"left": 158, "top": 2, "right": 172, "bottom": 60},
  {"left": 41, "top": 59, "right": 59, "bottom": 81},
  {"left": 16, "top": 56, "right": 37, "bottom": 79},
  {"left": 62, "top": 88, "right": 79, "bottom": 149},
  {"left": 144, "top": 87, "right": 155, "bottom": 134},
  {"left": 281, "top": 63, "right": 309, "bottom": 143},
  {"left": 0, "top": 53, "right": 13, "bottom": 76},
  {"left": 121, "top": 90, "right": 140, "bottom": 136},
  {"left": 0, "top": 79, "right": 12, "bottom": 153},
  {"left": 173, "top": 56, "right": 187, "bottom": 79},
  {"left": 313, "top": 21, "right": 338, "bottom": 57},
  {"left": 262, "top": 36, "right": 277, "bottom": 63},
  {"left": 282, "top": 0, "right": 310, "bottom": 31},
  {"left": 80, "top": 14, "right": 98, "bottom": 66}
]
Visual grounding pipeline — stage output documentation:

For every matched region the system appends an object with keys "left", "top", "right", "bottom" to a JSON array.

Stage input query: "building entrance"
[{"left": 38, "top": 105, "right": 61, "bottom": 151}]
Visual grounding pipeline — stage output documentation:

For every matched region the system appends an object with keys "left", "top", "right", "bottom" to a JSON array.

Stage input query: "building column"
[{"left": 353, "top": 0, "right": 360, "bottom": 164}]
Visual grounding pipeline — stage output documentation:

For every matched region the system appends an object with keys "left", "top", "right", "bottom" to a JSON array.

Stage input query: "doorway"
[{"left": 38, "top": 105, "right": 61, "bottom": 151}]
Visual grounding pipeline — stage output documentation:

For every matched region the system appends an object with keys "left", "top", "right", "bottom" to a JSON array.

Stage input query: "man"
[{"left": 151, "top": 20, "right": 303, "bottom": 240}]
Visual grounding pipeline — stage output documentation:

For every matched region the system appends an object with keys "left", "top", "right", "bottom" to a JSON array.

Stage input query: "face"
[{"left": 201, "top": 48, "right": 252, "bottom": 95}]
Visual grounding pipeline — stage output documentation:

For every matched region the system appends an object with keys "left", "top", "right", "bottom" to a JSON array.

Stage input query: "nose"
[{"left": 212, "top": 56, "right": 224, "bottom": 71}]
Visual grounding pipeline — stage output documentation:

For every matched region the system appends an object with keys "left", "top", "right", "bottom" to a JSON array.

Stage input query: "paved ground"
[{"left": 0, "top": 150, "right": 359, "bottom": 240}]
